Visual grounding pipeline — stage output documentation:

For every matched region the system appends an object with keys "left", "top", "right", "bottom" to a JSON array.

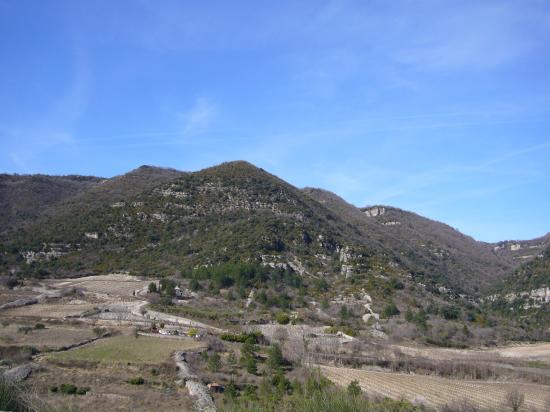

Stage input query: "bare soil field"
[
  {"left": 320, "top": 365, "right": 550, "bottom": 410},
  {"left": 0, "top": 323, "right": 96, "bottom": 350},
  {"left": 47, "top": 334, "right": 206, "bottom": 364},
  {"left": 48, "top": 273, "right": 153, "bottom": 298},
  {"left": 1, "top": 302, "right": 98, "bottom": 319}
]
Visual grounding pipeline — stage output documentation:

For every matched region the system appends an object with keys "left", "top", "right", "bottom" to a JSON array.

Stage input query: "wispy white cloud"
[
  {"left": 482, "top": 140, "right": 550, "bottom": 167},
  {"left": 358, "top": 140, "right": 550, "bottom": 205},
  {"left": 392, "top": 2, "right": 541, "bottom": 70},
  {"left": 177, "top": 97, "right": 217, "bottom": 137},
  {"left": 280, "top": 1, "right": 550, "bottom": 98}
]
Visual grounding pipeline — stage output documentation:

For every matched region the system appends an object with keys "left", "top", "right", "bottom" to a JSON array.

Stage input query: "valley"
[{"left": 0, "top": 162, "right": 549, "bottom": 411}]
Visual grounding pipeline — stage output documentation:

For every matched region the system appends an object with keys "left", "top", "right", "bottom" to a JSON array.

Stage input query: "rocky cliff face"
[
  {"left": 491, "top": 234, "right": 550, "bottom": 262},
  {"left": 363, "top": 206, "right": 386, "bottom": 217}
]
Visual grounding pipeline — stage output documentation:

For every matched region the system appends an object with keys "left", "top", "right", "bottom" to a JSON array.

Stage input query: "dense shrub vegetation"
[
  {"left": 220, "top": 371, "right": 418, "bottom": 412},
  {"left": 220, "top": 332, "right": 263, "bottom": 344},
  {"left": 0, "top": 377, "right": 39, "bottom": 411},
  {"left": 50, "top": 383, "right": 90, "bottom": 395},
  {"left": 182, "top": 262, "right": 301, "bottom": 291}
]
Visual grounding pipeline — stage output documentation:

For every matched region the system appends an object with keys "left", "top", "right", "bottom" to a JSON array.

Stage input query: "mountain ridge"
[{"left": 0, "top": 161, "right": 548, "bottom": 299}]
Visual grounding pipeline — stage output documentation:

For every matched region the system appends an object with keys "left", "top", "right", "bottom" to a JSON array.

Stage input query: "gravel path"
[{"left": 174, "top": 351, "right": 216, "bottom": 412}]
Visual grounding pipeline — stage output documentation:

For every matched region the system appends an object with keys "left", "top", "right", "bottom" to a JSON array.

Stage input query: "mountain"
[
  {"left": 0, "top": 165, "right": 186, "bottom": 237},
  {"left": 1, "top": 162, "right": 370, "bottom": 278},
  {"left": 0, "top": 161, "right": 546, "bottom": 299},
  {"left": 0, "top": 173, "right": 101, "bottom": 234},
  {"left": 303, "top": 188, "right": 515, "bottom": 294}
]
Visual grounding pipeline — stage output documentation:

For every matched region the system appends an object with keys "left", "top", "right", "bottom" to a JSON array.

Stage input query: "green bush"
[
  {"left": 441, "top": 305, "right": 460, "bottom": 320},
  {"left": 220, "top": 331, "right": 262, "bottom": 343},
  {"left": 227, "top": 351, "right": 237, "bottom": 366},
  {"left": 382, "top": 302, "right": 400, "bottom": 318},
  {"left": 128, "top": 376, "right": 145, "bottom": 385},
  {"left": 208, "top": 352, "right": 222, "bottom": 372},
  {"left": 341, "top": 327, "right": 357, "bottom": 337},
  {"left": 219, "top": 369, "right": 419, "bottom": 412},
  {"left": 413, "top": 309, "right": 428, "bottom": 330},
  {"left": 224, "top": 381, "right": 238, "bottom": 401},
  {"left": 184, "top": 262, "right": 301, "bottom": 292},
  {"left": 340, "top": 306, "right": 350, "bottom": 321},
  {"left": 189, "top": 278, "right": 201, "bottom": 291},
  {"left": 92, "top": 326, "right": 106, "bottom": 336},
  {"left": 275, "top": 312, "right": 290, "bottom": 325},
  {"left": 347, "top": 380, "right": 361, "bottom": 397},
  {"left": 51, "top": 383, "right": 89, "bottom": 396},
  {"left": 242, "top": 384, "right": 258, "bottom": 401},
  {"left": 324, "top": 326, "right": 357, "bottom": 337},
  {"left": 59, "top": 383, "right": 77, "bottom": 395},
  {"left": 390, "top": 279, "right": 405, "bottom": 290},
  {"left": 76, "top": 387, "right": 90, "bottom": 395},
  {"left": 267, "top": 345, "right": 284, "bottom": 371},
  {"left": 245, "top": 356, "right": 258, "bottom": 374}
]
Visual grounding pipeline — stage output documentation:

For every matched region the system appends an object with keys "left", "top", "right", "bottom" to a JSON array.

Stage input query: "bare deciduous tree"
[
  {"left": 273, "top": 326, "right": 289, "bottom": 345},
  {"left": 505, "top": 389, "right": 524, "bottom": 412}
]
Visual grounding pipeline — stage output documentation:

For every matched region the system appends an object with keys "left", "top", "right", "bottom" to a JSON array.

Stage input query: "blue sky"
[{"left": 1, "top": 0, "right": 549, "bottom": 242}]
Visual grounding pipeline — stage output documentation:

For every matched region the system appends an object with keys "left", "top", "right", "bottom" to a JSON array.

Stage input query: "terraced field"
[
  {"left": 48, "top": 334, "right": 205, "bottom": 364},
  {"left": 0, "top": 288, "right": 38, "bottom": 305},
  {"left": 1, "top": 302, "right": 98, "bottom": 319},
  {"left": 394, "top": 342, "right": 550, "bottom": 363},
  {"left": 320, "top": 365, "right": 550, "bottom": 410},
  {"left": 50, "top": 274, "right": 153, "bottom": 298},
  {"left": 0, "top": 323, "right": 96, "bottom": 350}
]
